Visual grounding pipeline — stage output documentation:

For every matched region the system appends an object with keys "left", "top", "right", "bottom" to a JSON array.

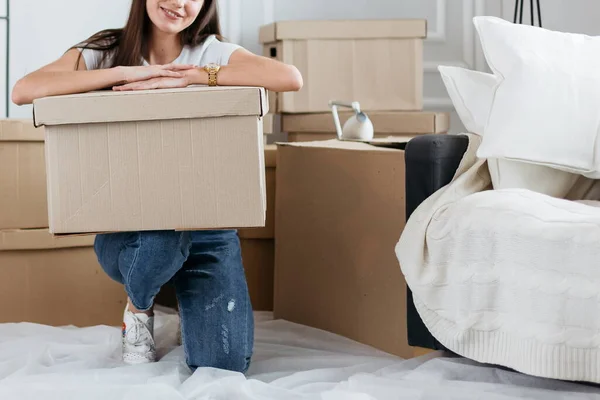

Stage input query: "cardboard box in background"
[
  {"left": 33, "top": 86, "right": 268, "bottom": 235},
  {"left": 264, "top": 114, "right": 275, "bottom": 135},
  {"left": 282, "top": 111, "right": 449, "bottom": 142},
  {"left": 274, "top": 139, "right": 411, "bottom": 358},
  {"left": 238, "top": 145, "right": 277, "bottom": 240},
  {"left": 266, "top": 89, "right": 278, "bottom": 121},
  {"left": 264, "top": 114, "right": 287, "bottom": 145},
  {"left": 261, "top": 20, "right": 426, "bottom": 113},
  {"left": 0, "top": 120, "right": 48, "bottom": 230},
  {"left": 263, "top": 114, "right": 278, "bottom": 145},
  {"left": 239, "top": 146, "right": 277, "bottom": 312},
  {"left": 0, "top": 229, "right": 126, "bottom": 327},
  {"left": 241, "top": 239, "right": 275, "bottom": 311}
]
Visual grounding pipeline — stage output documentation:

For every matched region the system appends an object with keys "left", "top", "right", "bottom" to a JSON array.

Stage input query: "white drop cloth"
[{"left": 0, "top": 310, "right": 598, "bottom": 399}]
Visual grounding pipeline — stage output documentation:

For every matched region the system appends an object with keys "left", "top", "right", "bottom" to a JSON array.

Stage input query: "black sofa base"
[{"left": 404, "top": 134, "right": 469, "bottom": 350}]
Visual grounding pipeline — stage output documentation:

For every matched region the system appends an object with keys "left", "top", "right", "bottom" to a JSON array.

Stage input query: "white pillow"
[
  {"left": 438, "top": 66, "right": 496, "bottom": 135},
  {"left": 439, "top": 65, "right": 579, "bottom": 198},
  {"left": 473, "top": 16, "right": 600, "bottom": 179}
]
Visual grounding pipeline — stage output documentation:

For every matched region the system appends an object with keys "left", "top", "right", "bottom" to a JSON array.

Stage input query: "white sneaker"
[{"left": 122, "top": 308, "right": 157, "bottom": 365}]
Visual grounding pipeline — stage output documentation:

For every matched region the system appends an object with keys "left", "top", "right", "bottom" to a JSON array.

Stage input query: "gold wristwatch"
[{"left": 203, "top": 63, "right": 221, "bottom": 86}]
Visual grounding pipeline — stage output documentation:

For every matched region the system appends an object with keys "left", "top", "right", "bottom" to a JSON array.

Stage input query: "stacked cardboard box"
[
  {"left": 0, "top": 229, "right": 126, "bottom": 326},
  {"left": 0, "top": 119, "right": 126, "bottom": 327},
  {"left": 237, "top": 145, "right": 277, "bottom": 311},
  {"left": 260, "top": 20, "right": 426, "bottom": 114},
  {"left": 0, "top": 119, "right": 48, "bottom": 230},
  {"left": 274, "top": 138, "right": 413, "bottom": 358},
  {"left": 282, "top": 111, "right": 449, "bottom": 142},
  {"left": 257, "top": 19, "right": 447, "bottom": 356},
  {"left": 259, "top": 19, "right": 450, "bottom": 142},
  {"left": 33, "top": 86, "right": 269, "bottom": 235},
  {"left": 263, "top": 113, "right": 274, "bottom": 144}
]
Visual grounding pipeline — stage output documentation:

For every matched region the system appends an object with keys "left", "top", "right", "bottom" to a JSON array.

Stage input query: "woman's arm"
[
  {"left": 207, "top": 48, "right": 303, "bottom": 92},
  {"left": 113, "top": 49, "right": 303, "bottom": 93},
  {"left": 11, "top": 49, "right": 193, "bottom": 105}
]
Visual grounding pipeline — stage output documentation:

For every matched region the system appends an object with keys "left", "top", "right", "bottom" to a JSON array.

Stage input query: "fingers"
[
  {"left": 163, "top": 63, "right": 196, "bottom": 71},
  {"left": 113, "top": 83, "right": 139, "bottom": 91},
  {"left": 159, "top": 70, "right": 185, "bottom": 78},
  {"left": 125, "top": 71, "right": 180, "bottom": 84},
  {"left": 113, "top": 77, "right": 188, "bottom": 91},
  {"left": 114, "top": 79, "right": 158, "bottom": 91}
]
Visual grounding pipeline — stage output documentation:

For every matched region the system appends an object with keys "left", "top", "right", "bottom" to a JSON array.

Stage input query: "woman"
[{"left": 12, "top": 0, "right": 302, "bottom": 372}]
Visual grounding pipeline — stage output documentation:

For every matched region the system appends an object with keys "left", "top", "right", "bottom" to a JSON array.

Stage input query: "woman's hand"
[
  {"left": 11, "top": 48, "right": 198, "bottom": 105},
  {"left": 117, "top": 64, "right": 196, "bottom": 85},
  {"left": 113, "top": 75, "right": 191, "bottom": 91}
]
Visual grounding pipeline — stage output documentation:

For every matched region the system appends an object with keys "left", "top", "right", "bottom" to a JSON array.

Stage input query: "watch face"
[{"left": 206, "top": 63, "right": 218, "bottom": 69}]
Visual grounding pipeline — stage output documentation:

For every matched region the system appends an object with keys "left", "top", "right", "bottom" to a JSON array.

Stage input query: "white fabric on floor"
[{"left": 0, "top": 310, "right": 598, "bottom": 399}]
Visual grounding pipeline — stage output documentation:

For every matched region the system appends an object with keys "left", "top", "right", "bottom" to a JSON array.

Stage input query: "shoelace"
[{"left": 125, "top": 316, "right": 154, "bottom": 348}]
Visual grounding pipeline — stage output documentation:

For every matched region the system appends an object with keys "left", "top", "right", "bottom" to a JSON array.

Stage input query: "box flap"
[
  {"left": 282, "top": 112, "right": 449, "bottom": 134},
  {"left": 0, "top": 229, "right": 95, "bottom": 251},
  {"left": 33, "top": 86, "right": 267, "bottom": 127},
  {"left": 259, "top": 19, "right": 427, "bottom": 43},
  {"left": 277, "top": 137, "right": 414, "bottom": 152},
  {"left": 265, "top": 145, "right": 277, "bottom": 167},
  {"left": 0, "top": 119, "right": 45, "bottom": 142}
]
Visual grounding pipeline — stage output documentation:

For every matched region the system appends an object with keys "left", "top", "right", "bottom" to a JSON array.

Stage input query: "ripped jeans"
[{"left": 93, "top": 230, "right": 254, "bottom": 373}]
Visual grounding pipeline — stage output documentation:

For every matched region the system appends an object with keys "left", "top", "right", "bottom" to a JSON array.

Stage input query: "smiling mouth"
[{"left": 161, "top": 6, "right": 184, "bottom": 19}]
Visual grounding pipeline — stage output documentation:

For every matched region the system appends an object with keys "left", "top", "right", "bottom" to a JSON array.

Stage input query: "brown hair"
[{"left": 74, "top": 0, "right": 222, "bottom": 68}]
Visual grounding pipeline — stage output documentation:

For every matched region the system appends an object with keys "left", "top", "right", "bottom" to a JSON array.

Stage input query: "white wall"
[
  {"left": 0, "top": 0, "right": 7, "bottom": 118},
  {"left": 7, "top": 0, "right": 129, "bottom": 118},
  {"left": 4, "top": 0, "right": 600, "bottom": 128}
]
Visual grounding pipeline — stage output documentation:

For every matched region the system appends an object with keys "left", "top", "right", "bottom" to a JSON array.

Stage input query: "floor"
[{"left": 0, "top": 310, "right": 598, "bottom": 399}]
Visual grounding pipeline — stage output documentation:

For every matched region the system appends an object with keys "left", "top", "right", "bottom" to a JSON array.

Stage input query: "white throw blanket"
[{"left": 396, "top": 133, "right": 600, "bottom": 383}]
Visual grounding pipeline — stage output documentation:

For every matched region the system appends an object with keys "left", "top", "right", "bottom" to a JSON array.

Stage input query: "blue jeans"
[{"left": 93, "top": 230, "right": 254, "bottom": 373}]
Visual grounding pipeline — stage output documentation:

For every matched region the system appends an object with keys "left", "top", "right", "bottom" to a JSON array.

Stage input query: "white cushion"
[
  {"left": 473, "top": 16, "right": 600, "bottom": 179},
  {"left": 438, "top": 66, "right": 496, "bottom": 135},
  {"left": 439, "top": 65, "right": 579, "bottom": 198}
]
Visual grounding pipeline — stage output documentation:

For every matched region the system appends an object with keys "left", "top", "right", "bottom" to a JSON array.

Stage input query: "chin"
[{"left": 154, "top": 22, "right": 185, "bottom": 34}]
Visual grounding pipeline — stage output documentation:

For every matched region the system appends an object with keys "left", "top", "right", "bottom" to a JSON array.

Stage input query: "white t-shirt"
[{"left": 80, "top": 34, "right": 241, "bottom": 70}]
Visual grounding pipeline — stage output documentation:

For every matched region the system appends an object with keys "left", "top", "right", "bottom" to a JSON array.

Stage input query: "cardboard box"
[
  {"left": 263, "top": 113, "right": 279, "bottom": 145},
  {"left": 264, "top": 114, "right": 275, "bottom": 135},
  {"left": 0, "top": 229, "right": 126, "bottom": 326},
  {"left": 260, "top": 20, "right": 427, "bottom": 113},
  {"left": 238, "top": 145, "right": 277, "bottom": 239},
  {"left": 282, "top": 111, "right": 449, "bottom": 142},
  {"left": 32, "top": 86, "right": 268, "bottom": 235},
  {"left": 265, "top": 89, "right": 278, "bottom": 121},
  {"left": 241, "top": 239, "right": 274, "bottom": 312},
  {"left": 274, "top": 139, "right": 411, "bottom": 358},
  {"left": 0, "top": 119, "right": 48, "bottom": 230},
  {"left": 267, "top": 91, "right": 278, "bottom": 116}
]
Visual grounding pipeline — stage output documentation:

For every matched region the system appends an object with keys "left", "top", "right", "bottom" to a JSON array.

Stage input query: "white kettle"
[{"left": 329, "top": 100, "right": 374, "bottom": 141}]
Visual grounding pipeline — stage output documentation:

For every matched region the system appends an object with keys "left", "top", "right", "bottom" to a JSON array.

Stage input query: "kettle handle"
[
  {"left": 328, "top": 101, "right": 362, "bottom": 140},
  {"left": 330, "top": 104, "right": 343, "bottom": 140}
]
